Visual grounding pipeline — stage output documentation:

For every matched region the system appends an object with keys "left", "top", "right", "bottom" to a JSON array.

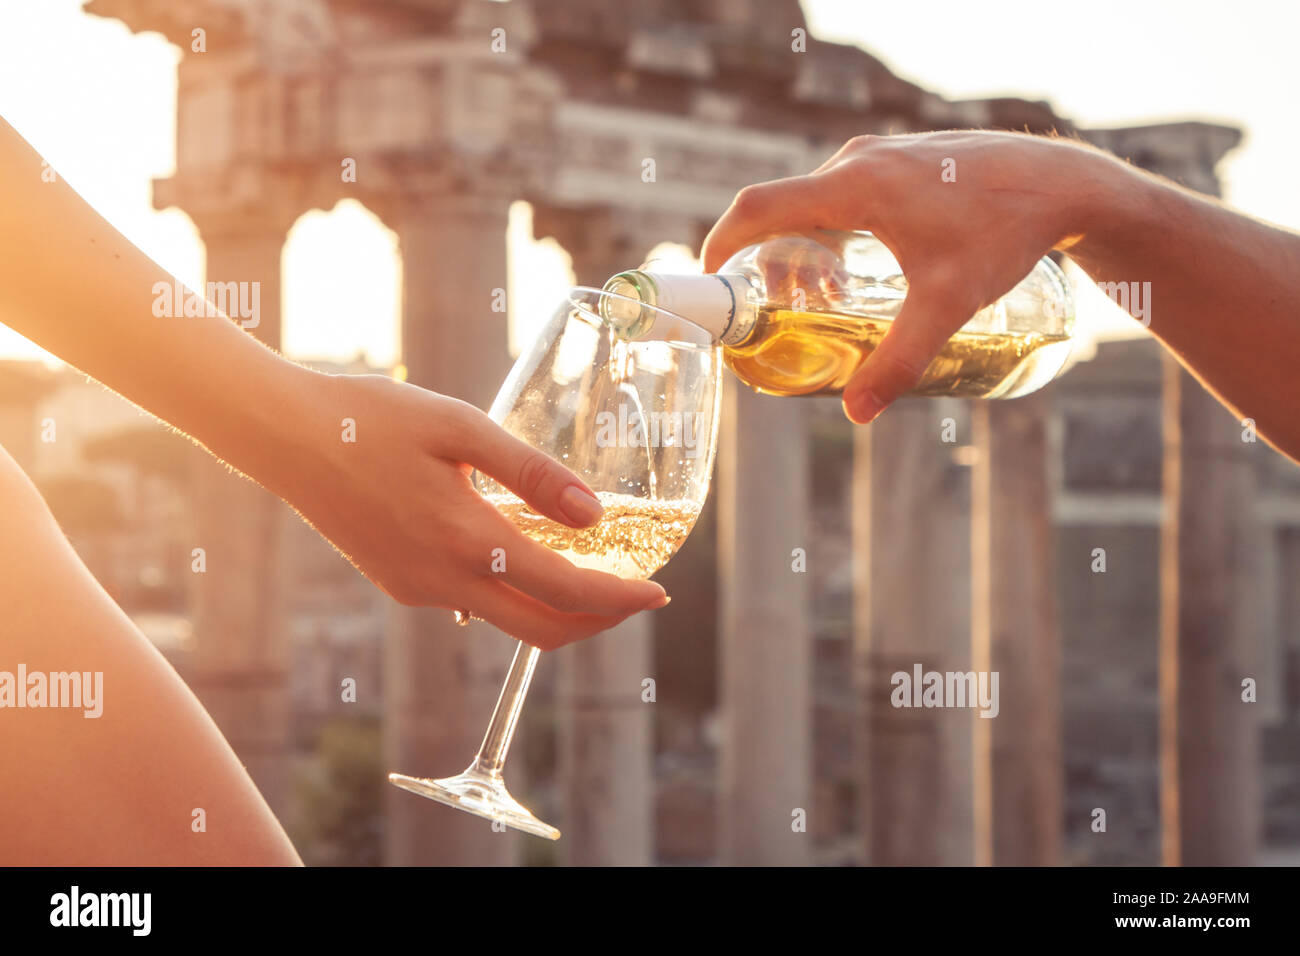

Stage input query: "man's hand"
[{"left": 702, "top": 131, "right": 1120, "bottom": 423}]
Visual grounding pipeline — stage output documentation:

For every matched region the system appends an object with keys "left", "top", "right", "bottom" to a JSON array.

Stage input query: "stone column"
[
  {"left": 971, "top": 394, "right": 1062, "bottom": 865},
  {"left": 187, "top": 221, "right": 293, "bottom": 819},
  {"left": 555, "top": 622, "right": 653, "bottom": 864},
  {"left": 717, "top": 380, "right": 811, "bottom": 865},
  {"left": 383, "top": 192, "right": 518, "bottom": 866},
  {"left": 1094, "top": 142, "right": 1257, "bottom": 867},
  {"left": 852, "top": 399, "right": 974, "bottom": 865},
  {"left": 1159, "top": 359, "right": 1259, "bottom": 865}
]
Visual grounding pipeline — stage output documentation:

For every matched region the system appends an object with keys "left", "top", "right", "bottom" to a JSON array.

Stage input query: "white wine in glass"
[
  {"left": 481, "top": 491, "right": 700, "bottom": 578},
  {"left": 389, "top": 286, "right": 721, "bottom": 839}
]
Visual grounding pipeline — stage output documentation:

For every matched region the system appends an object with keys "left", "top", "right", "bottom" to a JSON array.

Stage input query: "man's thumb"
[{"left": 842, "top": 285, "right": 969, "bottom": 424}]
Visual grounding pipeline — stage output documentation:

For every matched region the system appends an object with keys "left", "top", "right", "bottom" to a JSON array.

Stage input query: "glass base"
[{"left": 388, "top": 763, "right": 561, "bottom": 841}]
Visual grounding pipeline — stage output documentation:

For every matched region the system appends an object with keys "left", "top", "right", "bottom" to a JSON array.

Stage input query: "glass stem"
[{"left": 471, "top": 641, "right": 541, "bottom": 776}]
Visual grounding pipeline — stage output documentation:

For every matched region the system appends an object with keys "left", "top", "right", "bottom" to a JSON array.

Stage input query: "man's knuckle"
[
  {"left": 912, "top": 261, "right": 978, "bottom": 307},
  {"left": 731, "top": 184, "right": 768, "bottom": 216},
  {"left": 880, "top": 348, "right": 931, "bottom": 384}
]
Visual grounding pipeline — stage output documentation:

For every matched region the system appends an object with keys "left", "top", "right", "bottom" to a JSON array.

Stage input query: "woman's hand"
[
  {"left": 701, "top": 130, "right": 1122, "bottom": 423},
  {"left": 0, "top": 116, "right": 667, "bottom": 649},
  {"left": 258, "top": 372, "right": 669, "bottom": 651}
]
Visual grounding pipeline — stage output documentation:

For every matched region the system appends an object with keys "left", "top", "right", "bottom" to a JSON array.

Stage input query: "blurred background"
[{"left": 0, "top": 0, "right": 1296, "bottom": 865}]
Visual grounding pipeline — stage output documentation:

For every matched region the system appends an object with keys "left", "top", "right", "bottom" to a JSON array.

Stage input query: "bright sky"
[
  {"left": 0, "top": 0, "right": 1295, "bottom": 364},
  {"left": 804, "top": 0, "right": 1300, "bottom": 231}
]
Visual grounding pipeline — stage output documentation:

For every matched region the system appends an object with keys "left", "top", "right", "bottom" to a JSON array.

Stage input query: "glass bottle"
[{"left": 601, "top": 229, "right": 1074, "bottom": 398}]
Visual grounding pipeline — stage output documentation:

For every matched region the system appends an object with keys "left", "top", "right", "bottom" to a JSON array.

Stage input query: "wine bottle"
[{"left": 601, "top": 230, "right": 1074, "bottom": 398}]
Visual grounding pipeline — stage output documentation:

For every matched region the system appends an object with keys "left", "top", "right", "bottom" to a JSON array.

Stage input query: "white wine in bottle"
[
  {"left": 483, "top": 490, "right": 701, "bottom": 579},
  {"left": 601, "top": 230, "right": 1074, "bottom": 399}
]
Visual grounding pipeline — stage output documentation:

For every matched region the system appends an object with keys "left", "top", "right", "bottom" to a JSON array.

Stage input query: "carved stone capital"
[
  {"left": 1081, "top": 122, "right": 1242, "bottom": 197},
  {"left": 529, "top": 201, "right": 708, "bottom": 284},
  {"left": 154, "top": 167, "right": 300, "bottom": 242}
]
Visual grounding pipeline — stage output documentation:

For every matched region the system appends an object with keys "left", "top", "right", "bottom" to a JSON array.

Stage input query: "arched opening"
[
  {"left": 640, "top": 241, "right": 699, "bottom": 274},
  {"left": 282, "top": 199, "right": 401, "bottom": 370},
  {"left": 506, "top": 200, "right": 575, "bottom": 357}
]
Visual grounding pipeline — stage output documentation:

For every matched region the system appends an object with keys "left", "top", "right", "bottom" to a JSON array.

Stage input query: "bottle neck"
[{"left": 610, "top": 271, "right": 758, "bottom": 346}]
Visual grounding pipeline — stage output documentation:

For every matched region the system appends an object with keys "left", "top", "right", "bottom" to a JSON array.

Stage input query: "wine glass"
[{"left": 388, "top": 286, "right": 721, "bottom": 839}]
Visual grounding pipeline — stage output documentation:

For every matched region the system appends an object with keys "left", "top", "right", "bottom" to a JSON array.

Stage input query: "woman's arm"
[
  {"left": 702, "top": 130, "right": 1300, "bottom": 462},
  {"left": 0, "top": 115, "right": 667, "bottom": 649}
]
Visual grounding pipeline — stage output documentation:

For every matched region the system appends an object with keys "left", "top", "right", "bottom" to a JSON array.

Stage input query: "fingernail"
[
  {"left": 559, "top": 484, "right": 603, "bottom": 526},
  {"left": 844, "top": 389, "right": 884, "bottom": 425},
  {"left": 645, "top": 593, "right": 671, "bottom": 610}
]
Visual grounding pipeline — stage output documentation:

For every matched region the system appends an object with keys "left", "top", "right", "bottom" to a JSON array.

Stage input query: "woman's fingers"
[
  {"left": 441, "top": 400, "right": 606, "bottom": 529},
  {"left": 464, "top": 497, "right": 669, "bottom": 615},
  {"left": 494, "top": 537, "right": 669, "bottom": 617},
  {"left": 459, "top": 576, "right": 641, "bottom": 651},
  {"left": 423, "top": 405, "right": 671, "bottom": 621}
]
